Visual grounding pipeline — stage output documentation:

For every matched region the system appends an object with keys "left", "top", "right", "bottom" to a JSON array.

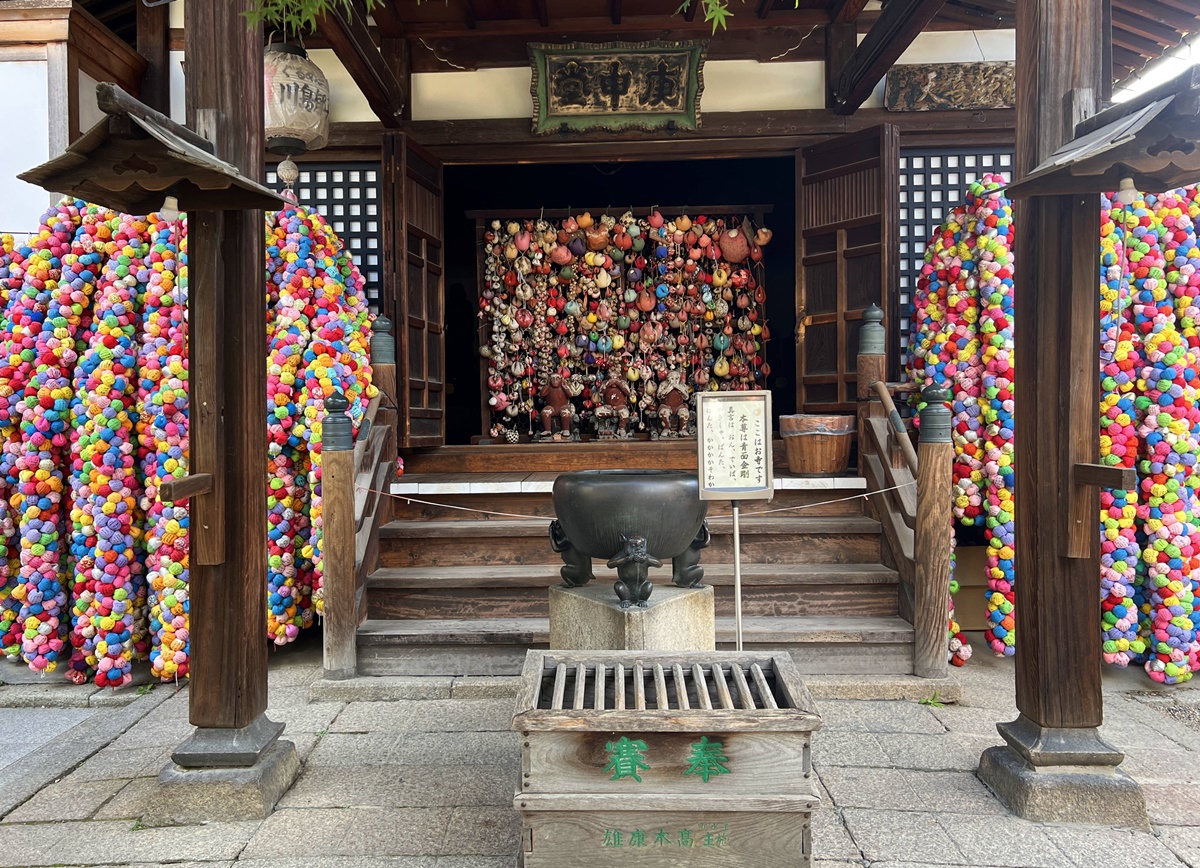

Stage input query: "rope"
[{"left": 354, "top": 479, "right": 918, "bottom": 522}]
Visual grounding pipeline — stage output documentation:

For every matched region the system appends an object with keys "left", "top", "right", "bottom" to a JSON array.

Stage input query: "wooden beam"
[
  {"left": 464, "top": 0, "right": 477, "bottom": 29},
  {"left": 314, "top": 107, "right": 1014, "bottom": 162},
  {"left": 371, "top": 0, "right": 406, "bottom": 38},
  {"left": 757, "top": 0, "right": 773, "bottom": 19},
  {"left": 158, "top": 473, "right": 214, "bottom": 503},
  {"left": 1073, "top": 462, "right": 1137, "bottom": 491},
  {"left": 831, "top": 0, "right": 869, "bottom": 23},
  {"left": 825, "top": 21, "right": 857, "bottom": 112},
  {"left": 611, "top": 0, "right": 622, "bottom": 25},
  {"left": 316, "top": 0, "right": 405, "bottom": 128},
  {"left": 1115, "top": 0, "right": 1186, "bottom": 28},
  {"left": 684, "top": 0, "right": 699, "bottom": 22},
  {"left": 534, "top": 0, "right": 549, "bottom": 27},
  {"left": 404, "top": 9, "right": 831, "bottom": 37},
  {"left": 1111, "top": 43, "right": 1147, "bottom": 73},
  {"left": 830, "top": 0, "right": 947, "bottom": 115},
  {"left": 136, "top": 0, "right": 170, "bottom": 114},
  {"left": 409, "top": 26, "right": 824, "bottom": 70},
  {"left": 1110, "top": 24, "right": 1168, "bottom": 57},
  {"left": 1111, "top": 7, "right": 1183, "bottom": 45},
  {"left": 382, "top": 36, "right": 411, "bottom": 122}
]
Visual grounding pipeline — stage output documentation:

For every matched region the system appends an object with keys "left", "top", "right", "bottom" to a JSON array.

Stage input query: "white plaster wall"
[
  {"left": 169, "top": 50, "right": 185, "bottom": 123},
  {"left": 78, "top": 69, "right": 104, "bottom": 131},
  {"left": 0, "top": 61, "right": 52, "bottom": 238},
  {"left": 164, "top": 24, "right": 1016, "bottom": 123},
  {"left": 309, "top": 48, "right": 374, "bottom": 123}
]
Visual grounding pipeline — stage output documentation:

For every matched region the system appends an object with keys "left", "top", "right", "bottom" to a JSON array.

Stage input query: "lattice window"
[
  {"left": 898, "top": 148, "right": 1015, "bottom": 378},
  {"left": 266, "top": 161, "right": 383, "bottom": 311}
]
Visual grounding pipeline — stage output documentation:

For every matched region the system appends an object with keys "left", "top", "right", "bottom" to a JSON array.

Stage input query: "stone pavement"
[{"left": 1, "top": 634, "right": 1200, "bottom": 867}]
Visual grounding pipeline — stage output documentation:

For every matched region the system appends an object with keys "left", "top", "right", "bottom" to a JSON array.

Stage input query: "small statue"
[
  {"left": 549, "top": 520, "right": 594, "bottom": 587},
  {"left": 656, "top": 368, "right": 692, "bottom": 437},
  {"left": 672, "top": 521, "right": 711, "bottom": 588},
  {"left": 607, "top": 534, "right": 662, "bottom": 608},
  {"left": 539, "top": 373, "right": 574, "bottom": 439},
  {"left": 595, "top": 374, "right": 633, "bottom": 439}
]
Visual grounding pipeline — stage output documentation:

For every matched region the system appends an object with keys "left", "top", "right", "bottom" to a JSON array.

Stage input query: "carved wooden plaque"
[
  {"left": 529, "top": 41, "right": 707, "bottom": 135},
  {"left": 885, "top": 62, "right": 1015, "bottom": 112}
]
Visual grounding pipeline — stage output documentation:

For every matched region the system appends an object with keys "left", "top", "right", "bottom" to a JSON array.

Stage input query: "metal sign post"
[{"left": 696, "top": 392, "right": 774, "bottom": 651}]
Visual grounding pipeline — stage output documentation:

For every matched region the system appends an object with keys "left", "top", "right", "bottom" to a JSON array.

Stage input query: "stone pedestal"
[
  {"left": 549, "top": 583, "right": 715, "bottom": 651},
  {"left": 145, "top": 713, "right": 300, "bottom": 825},
  {"left": 977, "top": 714, "right": 1148, "bottom": 829},
  {"left": 146, "top": 740, "right": 300, "bottom": 825}
]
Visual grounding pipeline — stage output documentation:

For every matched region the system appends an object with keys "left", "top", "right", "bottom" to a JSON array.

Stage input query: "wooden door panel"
[
  {"left": 383, "top": 132, "right": 445, "bottom": 447},
  {"left": 795, "top": 125, "right": 900, "bottom": 414}
]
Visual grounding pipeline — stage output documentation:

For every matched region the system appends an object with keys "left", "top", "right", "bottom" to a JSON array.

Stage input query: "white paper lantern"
[{"left": 264, "top": 43, "right": 330, "bottom": 156}]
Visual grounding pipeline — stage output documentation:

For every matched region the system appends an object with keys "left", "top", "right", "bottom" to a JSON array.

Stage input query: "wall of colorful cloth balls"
[
  {"left": 908, "top": 176, "right": 1200, "bottom": 684},
  {"left": 0, "top": 198, "right": 375, "bottom": 687},
  {"left": 479, "top": 210, "right": 772, "bottom": 442}
]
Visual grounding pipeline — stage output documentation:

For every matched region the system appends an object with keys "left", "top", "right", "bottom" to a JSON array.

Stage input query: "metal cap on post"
[
  {"left": 323, "top": 391, "right": 353, "bottom": 452},
  {"left": 859, "top": 303, "right": 886, "bottom": 356},
  {"left": 918, "top": 384, "right": 952, "bottom": 444},
  {"left": 371, "top": 316, "right": 395, "bottom": 365}
]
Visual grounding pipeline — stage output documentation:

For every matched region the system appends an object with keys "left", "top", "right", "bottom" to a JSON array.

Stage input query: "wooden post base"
[{"left": 170, "top": 712, "right": 286, "bottom": 769}]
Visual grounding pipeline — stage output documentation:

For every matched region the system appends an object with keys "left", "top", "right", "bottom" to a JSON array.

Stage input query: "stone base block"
[
  {"left": 977, "top": 745, "right": 1149, "bottom": 829},
  {"left": 144, "top": 740, "right": 300, "bottom": 825},
  {"left": 549, "top": 583, "right": 715, "bottom": 651}
]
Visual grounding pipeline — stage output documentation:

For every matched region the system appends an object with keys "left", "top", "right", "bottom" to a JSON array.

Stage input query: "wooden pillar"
[
  {"left": 172, "top": 0, "right": 277, "bottom": 766},
  {"left": 856, "top": 303, "right": 886, "bottom": 477},
  {"left": 977, "top": 0, "right": 1147, "bottom": 826},
  {"left": 136, "top": 0, "right": 171, "bottom": 115},
  {"left": 321, "top": 393, "right": 357, "bottom": 680},
  {"left": 913, "top": 384, "right": 952, "bottom": 679}
]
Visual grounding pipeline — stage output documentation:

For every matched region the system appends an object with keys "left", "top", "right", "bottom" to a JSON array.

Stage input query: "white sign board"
[{"left": 696, "top": 391, "right": 774, "bottom": 501}]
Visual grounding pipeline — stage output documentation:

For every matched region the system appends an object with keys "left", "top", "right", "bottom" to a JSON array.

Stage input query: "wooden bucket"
[{"left": 778, "top": 414, "right": 855, "bottom": 475}]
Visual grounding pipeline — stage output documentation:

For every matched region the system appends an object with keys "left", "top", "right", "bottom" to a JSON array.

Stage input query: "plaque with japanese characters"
[
  {"left": 528, "top": 41, "right": 707, "bottom": 135},
  {"left": 696, "top": 392, "right": 773, "bottom": 501}
]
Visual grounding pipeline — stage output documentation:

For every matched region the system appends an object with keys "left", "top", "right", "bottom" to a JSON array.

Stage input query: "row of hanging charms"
[{"left": 479, "top": 210, "right": 773, "bottom": 442}]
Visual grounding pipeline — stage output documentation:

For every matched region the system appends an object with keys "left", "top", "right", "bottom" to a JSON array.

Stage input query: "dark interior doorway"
[{"left": 441, "top": 156, "right": 797, "bottom": 445}]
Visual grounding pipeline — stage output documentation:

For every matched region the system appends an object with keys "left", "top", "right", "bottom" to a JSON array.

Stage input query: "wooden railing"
[
  {"left": 322, "top": 317, "right": 398, "bottom": 680},
  {"left": 856, "top": 304, "right": 954, "bottom": 679}
]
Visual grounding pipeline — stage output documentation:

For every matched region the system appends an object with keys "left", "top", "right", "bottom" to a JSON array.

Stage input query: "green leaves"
[
  {"left": 249, "top": 0, "right": 796, "bottom": 35},
  {"left": 244, "top": 0, "right": 379, "bottom": 34},
  {"left": 675, "top": 0, "right": 800, "bottom": 32}
]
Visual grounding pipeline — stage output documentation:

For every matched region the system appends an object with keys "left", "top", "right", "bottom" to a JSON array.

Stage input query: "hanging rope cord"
[{"left": 355, "top": 479, "right": 917, "bottom": 522}]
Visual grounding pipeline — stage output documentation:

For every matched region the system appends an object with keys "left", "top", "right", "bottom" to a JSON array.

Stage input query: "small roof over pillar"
[
  {"left": 18, "top": 82, "right": 283, "bottom": 215},
  {"left": 1003, "top": 67, "right": 1200, "bottom": 198}
]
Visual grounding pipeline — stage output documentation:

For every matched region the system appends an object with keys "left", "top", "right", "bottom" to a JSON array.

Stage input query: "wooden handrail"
[
  {"left": 871, "top": 381, "right": 919, "bottom": 474},
  {"left": 857, "top": 336, "right": 954, "bottom": 681}
]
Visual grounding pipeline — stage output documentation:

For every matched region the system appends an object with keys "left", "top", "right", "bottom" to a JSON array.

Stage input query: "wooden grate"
[{"left": 536, "top": 659, "right": 787, "bottom": 712}]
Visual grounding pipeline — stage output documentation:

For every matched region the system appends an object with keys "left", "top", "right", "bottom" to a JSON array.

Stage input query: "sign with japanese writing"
[
  {"left": 696, "top": 392, "right": 773, "bottom": 501},
  {"left": 528, "top": 41, "right": 707, "bottom": 135}
]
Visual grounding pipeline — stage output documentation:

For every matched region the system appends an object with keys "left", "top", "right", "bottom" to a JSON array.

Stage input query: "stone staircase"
[{"left": 356, "top": 443, "right": 913, "bottom": 677}]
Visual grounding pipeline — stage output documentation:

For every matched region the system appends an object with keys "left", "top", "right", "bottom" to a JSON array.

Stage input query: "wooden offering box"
[{"left": 512, "top": 650, "right": 823, "bottom": 868}]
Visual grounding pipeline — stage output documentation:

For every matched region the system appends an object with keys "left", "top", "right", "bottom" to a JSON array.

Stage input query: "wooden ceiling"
[{"left": 79, "top": 0, "right": 1198, "bottom": 84}]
